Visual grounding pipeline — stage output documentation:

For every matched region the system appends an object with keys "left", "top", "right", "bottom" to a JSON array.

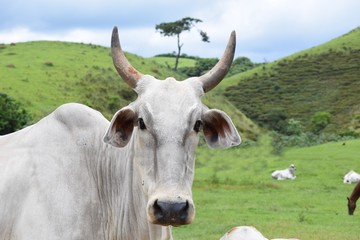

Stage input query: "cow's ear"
[
  {"left": 202, "top": 109, "right": 241, "bottom": 149},
  {"left": 103, "top": 107, "right": 137, "bottom": 148}
]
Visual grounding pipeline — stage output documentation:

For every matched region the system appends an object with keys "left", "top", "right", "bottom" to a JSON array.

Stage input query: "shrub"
[
  {"left": 261, "top": 109, "right": 288, "bottom": 134},
  {"left": 285, "top": 118, "right": 304, "bottom": 136},
  {"left": 311, "top": 111, "right": 331, "bottom": 133},
  {"left": 0, "top": 93, "right": 32, "bottom": 135}
]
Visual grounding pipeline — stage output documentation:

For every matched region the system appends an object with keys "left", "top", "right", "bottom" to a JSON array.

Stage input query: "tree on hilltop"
[{"left": 155, "top": 17, "right": 209, "bottom": 71}]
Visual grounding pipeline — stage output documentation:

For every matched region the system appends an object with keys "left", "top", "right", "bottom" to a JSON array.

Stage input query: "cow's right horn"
[
  {"left": 111, "top": 26, "right": 143, "bottom": 88},
  {"left": 198, "top": 31, "right": 236, "bottom": 93}
]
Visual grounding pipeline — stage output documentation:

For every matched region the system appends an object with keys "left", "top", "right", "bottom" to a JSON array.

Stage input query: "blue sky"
[{"left": 1, "top": 0, "right": 359, "bottom": 62}]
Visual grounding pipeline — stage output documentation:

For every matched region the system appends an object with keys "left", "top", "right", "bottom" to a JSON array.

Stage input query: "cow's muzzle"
[{"left": 147, "top": 196, "right": 195, "bottom": 226}]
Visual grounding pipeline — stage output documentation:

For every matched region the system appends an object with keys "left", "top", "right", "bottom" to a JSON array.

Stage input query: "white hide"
[
  {"left": 343, "top": 170, "right": 360, "bottom": 184},
  {"left": 0, "top": 79, "right": 241, "bottom": 239},
  {"left": 220, "top": 226, "right": 268, "bottom": 240},
  {"left": 0, "top": 27, "right": 241, "bottom": 240},
  {"left": 271, "top": 164, "right": 296, "bottom": 180},
  {"left": 219, "top": 226, "right": 299, "bottom": 240}
]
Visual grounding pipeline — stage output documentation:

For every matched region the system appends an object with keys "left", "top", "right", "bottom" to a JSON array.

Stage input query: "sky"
[{"left": 0, "top": 0, "right": 359, "bottom": 62}]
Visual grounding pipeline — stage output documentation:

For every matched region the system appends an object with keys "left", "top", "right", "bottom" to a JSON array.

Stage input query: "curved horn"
[
  {"left": 111, "top": 26, "right": 143, "bottom": 88},
  {"left": 198, "top": 31, "right": 236, "bottom": 92}
]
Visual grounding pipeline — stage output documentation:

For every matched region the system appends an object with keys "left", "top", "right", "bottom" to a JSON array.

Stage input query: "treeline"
[
  {"left": 180, "top": 56, "right": 262, "bottom": 77},
  {"left": 155, "top": 53, "right": 263, "bottom": 77}
]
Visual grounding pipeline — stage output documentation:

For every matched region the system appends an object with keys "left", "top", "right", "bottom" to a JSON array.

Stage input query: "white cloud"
[{"left": 0, "top": 27, "right": 105, "bottom": 45}]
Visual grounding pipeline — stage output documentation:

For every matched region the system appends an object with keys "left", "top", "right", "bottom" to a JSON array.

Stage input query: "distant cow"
[
  {"left": 220, "top": 226, "right": 268, "bottom": 240},
  {"left": 343, "top": 170, "right": 360, "bottom": 184},
  {"left": 220, "top": 226, "right": 299, "bottom": 240},
  {"left": 0, "top": 27, "right": 241, "bottom": 239},
  {"left": 347, "top": 181, "right": 360, "bottom": 215},
  {"left": 271, "top": 164, "right": 296, "bottom": 180}
]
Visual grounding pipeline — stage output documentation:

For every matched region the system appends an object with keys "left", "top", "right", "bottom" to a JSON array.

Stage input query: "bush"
[
  {"left": 179, "top": 58, "right": 218, "bottom": 77},
  {"left": 0, "top": 93, "right": 32, "bottom": 135},
  {"left": 311, "top": 111, "right": 331, "bottom": 133},
  {"left": 285, "top": 118, "right": 304, "bottom": 136},
  {"left": 260, "top": 109, "right": 288, "bottom": 134}
]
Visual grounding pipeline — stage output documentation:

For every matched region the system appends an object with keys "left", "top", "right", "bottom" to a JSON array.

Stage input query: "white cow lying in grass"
[
  {"left": 220, "top": 226, "right": 299, "bottom": 240},
  {"left": 271, "top": 164, "right": 296, "bottom": 180},
  {"left": 343, "top": 170, "right": 360, "bottom": 184}
]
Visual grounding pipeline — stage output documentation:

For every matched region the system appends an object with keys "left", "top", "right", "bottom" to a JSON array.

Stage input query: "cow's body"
[
  {"left": 343, "top": 170, "right": 360, "bottom": 184},
  {"left": 219, "top": 226, "right": 299, "bottom": 240},
  {"left": 0, "top": 27, "right": 241, "bottom": 239},
  {"left": 220, "top": 226, "right": 268, "bottom": 240},
  {"left": 0, "top": 103, "right": 165, "bottom": 239},
  {"left": 271, "top": 164, "right": 296, "bottom": 180}
]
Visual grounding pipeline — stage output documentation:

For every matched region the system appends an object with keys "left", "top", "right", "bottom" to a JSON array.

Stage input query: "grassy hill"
[
  {"left": 0, "top": 41, "right": 260, "bottom": 140},
  {"left": 224, "top": 27, "right": 360, "bottom": 135},
  {"left": 0, "top": 41, "right": 185, "bottom": 118}
]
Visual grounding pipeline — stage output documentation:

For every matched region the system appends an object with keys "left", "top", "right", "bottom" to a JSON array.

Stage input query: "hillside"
[
  {"left": 0, "top": 41, "right": 185, "bottom": 118},
  {"left": 224, "top": 27, "right": 360, "bottom": 135},
  {"left": 0, "top": 41, "right": 260, "bottom": 140}
]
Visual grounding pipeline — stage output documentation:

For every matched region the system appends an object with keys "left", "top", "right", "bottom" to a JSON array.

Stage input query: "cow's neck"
[
  {"left": 88, "top": 134, "right": 165, "bottom": 240},
  {"left": 350, "top": 183, "right": 360, "bottom": 202}
]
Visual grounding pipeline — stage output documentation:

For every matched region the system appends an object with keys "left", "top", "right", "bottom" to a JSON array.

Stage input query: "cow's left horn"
[
  {"left": 111, "top": 26, "right": 143, "bottom": 88},
  {"left": 198, "top": 31, "right": 236, "bottom": 92}
]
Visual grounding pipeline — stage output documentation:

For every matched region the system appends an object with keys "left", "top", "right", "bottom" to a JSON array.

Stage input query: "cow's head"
[
  {"left": 347, "top": 197, "right": 356, "bottom": 215},
  {"left": 104, "top": 27, "right": 241, "bottom": 226}
]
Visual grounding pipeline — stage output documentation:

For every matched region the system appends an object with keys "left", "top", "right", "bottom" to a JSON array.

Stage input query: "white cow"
[
  {"left": 271, "top": 164, "right": 296, "bottom": 180},
  {"left": 220, "top": 226, "right": 268, "bottom": 240},
  {"left": 0, "top": 27, "right": 241, "bottom": 240},
  {"left": 220, "top": 226, "right": 299, "bottom": 240},
  {"left": 343, "top": 170, "right": 360, "bottom": 184}
]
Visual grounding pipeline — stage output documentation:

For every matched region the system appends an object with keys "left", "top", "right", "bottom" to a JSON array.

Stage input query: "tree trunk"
[{"left": 174, "top": 34, "right": 182, "bottom": 71}]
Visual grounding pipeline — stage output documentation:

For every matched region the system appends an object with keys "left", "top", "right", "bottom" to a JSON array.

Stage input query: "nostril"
[
  {"left": 153, "top": 199, "right": 160, "bottom": 210},
  {"left": 152, "top": 199, "right": 190, "bottom": 225},
  {"left": 153, "top": 199, "right": 164, "bottom": 219},
  {"left": 181, "top": 200, "right": 189, "bottom": 213}
]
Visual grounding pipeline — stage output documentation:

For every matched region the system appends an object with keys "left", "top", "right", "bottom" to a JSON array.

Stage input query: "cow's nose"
[{"left": 152, "top": 199, "right": 189, "bottom": 226}]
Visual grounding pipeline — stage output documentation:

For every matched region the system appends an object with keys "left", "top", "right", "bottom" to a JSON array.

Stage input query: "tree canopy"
[{"left": 155, "top": 17, "right": 209, "bottom": 71}]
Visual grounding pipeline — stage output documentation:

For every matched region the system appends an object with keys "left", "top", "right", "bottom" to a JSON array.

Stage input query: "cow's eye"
[
  {"left": 193, "top": 120, "right": 202, "bottom": 133},
  {"left": 138, "top": 118, "right": 146, "bottom": 130}
]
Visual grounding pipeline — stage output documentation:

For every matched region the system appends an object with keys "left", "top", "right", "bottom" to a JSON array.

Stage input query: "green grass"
[
  {"left": 172, "top": 136, "right": 360, "bottom": 239},
  {"left": 148, "top": 56, "right": 196, "bottom": 69}
]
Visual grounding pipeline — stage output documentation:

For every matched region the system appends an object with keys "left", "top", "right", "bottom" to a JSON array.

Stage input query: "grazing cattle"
[
  {"left": 219, "top": 226, "right": 299, "bottom": 240},
  {"left": 343, "top": 170, "right": 360, "bottom": 184},
  {"left": 271, "top": 164, "right": 296, "bottom": 180},
  {"left": 347, "top": 181, "right": 360, "bottom": 215},
  {"left": 0, "top": 27, "right": 241, "bottom": 240}
]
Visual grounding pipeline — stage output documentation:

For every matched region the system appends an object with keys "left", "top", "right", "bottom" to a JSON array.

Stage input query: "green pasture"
[
  {"left": 173, "top": 136, "right": 360, "bottom": 240},
  {"left": 148, "top": 56, "right": 196, "bottom": 69}
]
